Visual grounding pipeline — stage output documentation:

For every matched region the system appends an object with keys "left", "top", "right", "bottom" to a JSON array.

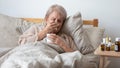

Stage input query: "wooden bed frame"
[{"left": 22, "top": 18, "right": 98, "bottom": 27}]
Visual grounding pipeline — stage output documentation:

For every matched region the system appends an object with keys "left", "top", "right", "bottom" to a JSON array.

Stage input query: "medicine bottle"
[
  {"left": 106, "top": 42, "right": 111, "bottom": 51},
  {"left": 110, "top": 43, "right": 115, "bottom": 51},
  {"left": 101, "top": 42, "right": 105, "bottom": 51},
  {"left": 100, "top": 38, "right": 106, "bottom": 51},
  {"left": 114, "top": 38, "right": 120, "bottom": 52}
]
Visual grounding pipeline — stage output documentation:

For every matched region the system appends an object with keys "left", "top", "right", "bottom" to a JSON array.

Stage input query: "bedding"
[
  {"left": 0, "top": 14, "right": 22, "bottom": 47},
  {"left": 0, "top": 12, "right": 104, "bottom": 68},
  {"left": 84, "top": 27, "right": 104, "bottom": 49},
  {"left": 0, "top": 40, "right": 98, "bottom": 68},
  {"left": 61, "top": 12, "right": 94, "bottom": 55}
]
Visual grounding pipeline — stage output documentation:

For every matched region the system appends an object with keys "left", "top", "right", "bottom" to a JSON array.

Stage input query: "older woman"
[
  {"left": 0, "top": 5, "right": 83, "bottom": 68},
  {"left": 19, "top": 4, "right": 77, "bottom": 52}
]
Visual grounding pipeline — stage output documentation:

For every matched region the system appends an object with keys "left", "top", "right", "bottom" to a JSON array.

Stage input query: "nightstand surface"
[{"left": 94, "top": 46, "right": 120, "bottom": 57}]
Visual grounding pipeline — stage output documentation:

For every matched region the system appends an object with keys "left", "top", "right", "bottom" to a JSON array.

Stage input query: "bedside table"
[{"left": 94, "top": 46, "right": 120, "bottom": 68}]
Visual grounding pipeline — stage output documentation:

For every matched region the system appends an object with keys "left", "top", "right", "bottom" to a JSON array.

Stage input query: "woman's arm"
[
  {"left": 19, "top": 25, "right": 41, "bottom": 45},
  {"left": 37, "top": 28, "right": 48, "bottom": 41}
]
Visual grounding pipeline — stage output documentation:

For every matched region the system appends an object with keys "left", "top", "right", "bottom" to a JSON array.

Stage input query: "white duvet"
[{"left": 0, "top": 41, "right": 98, "bottom": 68}]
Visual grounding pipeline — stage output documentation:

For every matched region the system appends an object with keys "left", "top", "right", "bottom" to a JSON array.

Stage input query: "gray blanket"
[{"left": 0, "top": 41, "right": 98, "bottom": 68}]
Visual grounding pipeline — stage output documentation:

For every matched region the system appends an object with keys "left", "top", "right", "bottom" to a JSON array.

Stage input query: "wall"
[
  {"left": 0, "top": 0, "right": 120, "bottom": 68},
  {"left": 1, "top": 0, "right": 120, "bottom": 41}
]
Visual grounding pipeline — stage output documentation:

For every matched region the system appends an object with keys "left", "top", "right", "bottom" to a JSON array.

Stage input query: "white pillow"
[
  {"left": 16, "top": 20, "right": 43, "bottom": 34},
  {"left": 84, "top": 27, "right": 105, "bottom": 49},
  {"left": 61, "top": 12, "right": 94, "bottom": 55},
  {"left": 0, "top": 14, "right": 23, "bottom": 47}
]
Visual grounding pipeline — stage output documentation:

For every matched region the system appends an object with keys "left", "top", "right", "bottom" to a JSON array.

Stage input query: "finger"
[
  {"left": 51, "top": 26, "right": 58, "bottom": 29},
  {"left": 46, "top": 25, "right": 57, "bottom": 31},
  {"left": 49, "top": 22, "right": 57, "bottom": 26},
  {"left": 48, "top": 22, "right": 59, "bottom": 28},
  {"left": 46, "top": 24, "right": 57, "bottom": 30},
  {"left": 50, "top": 34, "right": 58, "bottom": 38},
  {"left": 48, "top": 34, "right": 57, "bottom": 40},
  {"left": 48, "top": 35, "right": 59, "bottom": 42}
]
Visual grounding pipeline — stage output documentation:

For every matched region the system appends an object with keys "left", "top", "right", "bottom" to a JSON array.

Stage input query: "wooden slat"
[
  {"left": 83, "top": 19, "right": 98, "bottom": 27},
  {"left": 22, "top": 18, "right": 44, "bottom": 23},
  {"left": 22, "top": 18, "right": 98, "bottom": 27}
]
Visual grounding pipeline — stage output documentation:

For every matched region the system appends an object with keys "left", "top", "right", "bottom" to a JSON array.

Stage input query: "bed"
[{"left": 0, "top": 12, "right": 104, "bottom": 68}]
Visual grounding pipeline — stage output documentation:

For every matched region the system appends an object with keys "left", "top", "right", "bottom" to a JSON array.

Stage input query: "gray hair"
[{"left": 45, "top": 4, "right": 67, "bottom": 21}]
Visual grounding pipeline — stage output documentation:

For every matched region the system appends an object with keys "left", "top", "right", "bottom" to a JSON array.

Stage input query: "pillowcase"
[
  {"left": 60, "top": 12, "right": 82, "bottom": 36},
  {"left": 16, "top": 21, "right": 36, "bottom": 34},
  {"left": 0, "top": 14, "right": 23, "bottom": 47},
  {"left": 61, "top": 12, "right": 94, "bottom": 55},
  {"left": 84, "top": 27, "right": 105, "bottom": 49},
  {"left": 16, "top": 20, "right": 43, "bottom": 34}
]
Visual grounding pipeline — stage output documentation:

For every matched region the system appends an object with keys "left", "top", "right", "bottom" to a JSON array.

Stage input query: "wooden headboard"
[{"left": 22, "top": 18, "right": 98, "bottom": 27}]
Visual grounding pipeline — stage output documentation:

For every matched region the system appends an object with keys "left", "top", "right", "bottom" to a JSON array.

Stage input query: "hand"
[
  {"left": 47, "top": 34, "right": 65, "bottom": 46},
  {"left": 44, "top": 22, "right": 59, "bottom": 33},
  {"left": 48, "top": 34, "right": 74, "bottom": 52},
  {"left": 37, "top": 22, "right": 59, "bottom": 40}
]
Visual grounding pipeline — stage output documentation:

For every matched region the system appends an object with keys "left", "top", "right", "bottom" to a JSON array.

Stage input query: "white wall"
[
  {"left": 0, "top": 0, "right": 120, "bottom": 40},
  {"left": 0, "top": 0, "right": 120, "bottom": 67}
]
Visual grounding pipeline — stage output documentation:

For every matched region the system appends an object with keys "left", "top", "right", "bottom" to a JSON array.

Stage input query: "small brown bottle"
[
  {"left": 110, "top": 43, "right": 115, "bottom": 51},
  {"left": 101, "top": 38, "right": 106, "bottom": 51},
  {"left": 101, "top": 42, "right": 105, "bottom": 51},
  {"left": 114, "top": 38, "right": 120, "bottom": 52},
  {"left": 106, "top": 42, "right": 111, "bottom": 51}
]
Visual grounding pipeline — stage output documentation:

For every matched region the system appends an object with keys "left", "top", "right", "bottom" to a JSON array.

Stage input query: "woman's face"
[{"left": 46, "top": 11, "right": 64, "bottom": 33}]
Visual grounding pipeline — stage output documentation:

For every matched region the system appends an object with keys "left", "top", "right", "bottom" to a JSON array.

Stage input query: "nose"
[
  {"left": 55, "top": 19, "right": 58, "bottom": 23},
  {"left": 54, "top": 19, "right": 58, "bottom": 23}
]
